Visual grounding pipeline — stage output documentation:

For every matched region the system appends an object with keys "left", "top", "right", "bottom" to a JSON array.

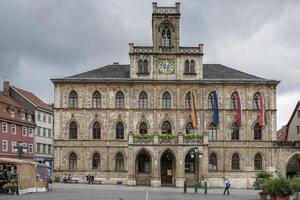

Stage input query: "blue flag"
[{"left": 212, "top": 91, "right": 219, "bottom": 125}]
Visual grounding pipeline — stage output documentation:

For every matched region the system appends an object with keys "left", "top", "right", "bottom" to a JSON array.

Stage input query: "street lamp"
[{"left": 190, "top": 147, "right": 202, "bottom": 193}]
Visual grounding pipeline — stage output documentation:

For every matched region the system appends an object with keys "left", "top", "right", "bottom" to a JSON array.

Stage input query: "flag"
[
  {"left": 258, "top": 91, "right": 265, "bottom": 126},
  {"left": 191, "top": 92, "right": 198, "bottom": 128},
  {"left": 212, "top": 91, "right": 219, "bottom": 125},
  {"left": 236, "top": 91, "right": 242, "bottom": 126}
]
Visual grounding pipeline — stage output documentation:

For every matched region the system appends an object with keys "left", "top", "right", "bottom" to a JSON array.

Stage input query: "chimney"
[{"left": 3, "top": 81, "right": 9, "bottom": 96}]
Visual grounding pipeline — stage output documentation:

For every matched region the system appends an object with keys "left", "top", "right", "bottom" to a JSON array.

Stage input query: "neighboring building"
[
  {"left": 276, "top": 101, "right": 300, "bottom": 177},
  {"left": 7, "top": 82, "right": 54, "bottom": 170},
  {"left": 51, "top": 3, "right": 280, "bottom": 188},
  {"left": 0, "top": 81, "right": 35, "bottom": 160}
]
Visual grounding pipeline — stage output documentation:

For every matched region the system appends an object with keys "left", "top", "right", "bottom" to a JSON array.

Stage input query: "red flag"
[
  {"left": 236, "top": 91, "right": 242, "bottom": 126},
  {"left": 258, "top": 91, "right": 265, "bottom": 126}
]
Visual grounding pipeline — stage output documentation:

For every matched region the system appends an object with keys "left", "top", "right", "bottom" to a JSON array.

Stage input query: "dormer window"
[
  {"left": 21, "top": 112, "right": 25, "bottom": 120},
  {"left": 162, "top": 26, "right": 171, "bottom": 47},
  {"left": 9, "top": 108, "right": 15, "bottom": 118},
  {"left": 27, "top": 114, "right": 32, "bottom": 122}
]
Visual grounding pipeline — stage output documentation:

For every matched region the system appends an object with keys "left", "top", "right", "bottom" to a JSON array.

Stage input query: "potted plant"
[
  {"left": 290, "top": 175, "right": 300, "bottom": 200},
  {"left": 263, "top": 176, "right": 293, "bottom": 200},
  {"left": 256, "top": 171, "right": 273, "bottom": 200}
]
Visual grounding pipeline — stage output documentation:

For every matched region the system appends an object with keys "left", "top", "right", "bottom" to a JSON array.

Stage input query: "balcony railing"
[{"left": 129, "top": 133, "right": 207, "bottom": 145}]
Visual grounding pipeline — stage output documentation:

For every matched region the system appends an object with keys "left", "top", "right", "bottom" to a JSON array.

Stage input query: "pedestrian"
[{"left": 223, "top": 178, "right": 231, "bottom": 195}]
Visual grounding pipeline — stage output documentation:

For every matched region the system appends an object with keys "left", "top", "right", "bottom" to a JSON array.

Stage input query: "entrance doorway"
[
  {"left": 161, "top": 151, "right": 175, "bottom": 186},
  {"left": 286, "top": 154, "right": 300, "bottom": 178},
  {"left": 135, "top": 152, "right": 151, "bottom": 186}
]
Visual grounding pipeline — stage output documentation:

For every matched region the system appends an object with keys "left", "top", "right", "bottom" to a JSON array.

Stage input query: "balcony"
[{"left": 129, "top": 133, "right": 207, "bottom": 145}]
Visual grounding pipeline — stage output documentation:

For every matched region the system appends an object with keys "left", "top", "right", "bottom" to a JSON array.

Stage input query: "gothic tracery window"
[
  {"left": 231, "top": 91, "right": 238, "bottom": 110},
  {"left": 162, "top": 91, "right": 171, "bottom": 109},
  {"left": 232, "top": 153, "right": 240, "bottom": 170},
  {"left": 92, "top": 153, "right": 101, "bottom": 170},
  {"left": 69, "top": 90, "right": 78, "bottom": 108},
  {"left": 116, "top": 153, "right": 124, "bottom": 171},
  {"left": 92, "top": 91, "right": 101, "bottom": 108},
  {"left": 139, "top": 122, "right": 148, "bottom": 135},
  {"left": 93, "top": 122, "right": 101, "bottom": 139},
  {"left": 208, "top": 91, "right": 216, "bottom": 109},
  {"left": 139, "top": 91, "right": 148, "bottom": 109},
  {"left": 69, "top": 152, "right": 77, "bottom": 170},
  {"left": 162, "top": 121, "right": 172, "bottom": 134},
  {"left": 69, "top": 122, "right": 78, "bottom": 139},
  {"left": 231, "top": 123, "right": 239, "bottom": 140},
  {"left": 254, "top": 153, "right": 262, "bottom": 170},
  {"left": 185, "top": 92, "right": 192, "bottom": 109},
  {"left": 254, "top": 123, "right": 262, "bottom": 140},
  {"left": 254, "top": 92, "right": 261, "bottom": 109},
  {"left": 116, "top": 122, "right": 124, "bottom": 139},
  {"left": 208, "top": 123, "right": 217, "bottom": 140},
  {"left": 116, "top": 91, "right": 125, "bottom": 108},
  {"left": 209, "top": 153, "right": 218, "bottom": 171},
  {"left": 162, "top": 26, "right": 171, "bottom": 47}
]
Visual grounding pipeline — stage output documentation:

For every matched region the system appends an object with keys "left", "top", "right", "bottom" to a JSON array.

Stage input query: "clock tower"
[{"left": 129, "top": 2, "right": 204, "bottom": 80}]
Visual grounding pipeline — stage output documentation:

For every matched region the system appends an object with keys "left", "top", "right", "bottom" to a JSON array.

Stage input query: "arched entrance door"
[
  {"left": 160, "top": 151, "right": 176, "bottom": 186},
  {"left": 286, "top": 153, "right": 300, "bottom": 178},
  {"left": 135, "top": 152, "right": 152, "bottom": 186}
]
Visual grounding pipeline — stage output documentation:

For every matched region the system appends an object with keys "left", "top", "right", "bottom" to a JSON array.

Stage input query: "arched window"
[
  {"left": 162, "top": 26, "right": 171, "bottom": 47},
  {"left": 231, "top": 123, "right": 239, "bottom": 140},
  {"left": 92, "top": 91, "right": 101, "bottom": 108},
  {"left": 69, "top": 90, "right": 78, "bottom": 108},
  {"left": 138, "top": 153, "right": 151, "bottom": 173},
  {"left": 254, "top": 123, "right": 262, "bottom": 140},
  {"left": 209, "top": 153, "right": 218, "bottom": 171},
  {"left": 116, "top": 153, "right": 124, "bottom": 171},
  {"left": 254, "top": 153, "right": 262, "bottom": 170},
  {"left": 138, "top": 60, "right": 143, "bottom": 73},
  {"left": 116, "top": 122, "right": 124, "bottom": 139},
  {"left": 208, "top": 123, "right": 217, "bottom": 141},
  {"left": 139, "top": 122, "right": 148, "bottom": 135},
  {"left": 116, "top": 91, "right": 125, "bottom": 108},
  {"left": 208, "top": 91, "right": 216, "bottom": 109},
  {"left": 185, "top": 150, "right": 195, "bottom": 173},
  {"left": 190, "top": 60, "right": 195, "bottom": 73},
  {"left": 69, "top": 152, "right": 77, "bottom": 170},
  {"left": 231, "top": 92, "right": 238, "bottom": 110},
  {"left": 186, "top": 122, "right": 194, "bottom": 134},
  {"left": 92, "top": 122, "right": 101, "bottom": 139},
  {"left": 184, "top": 60, "right": 189, "bottom": 73},
  {"left": 143, "top": 60, "right": 148, "bottom": 74},
  {"left": 253, "top": 92, "right": 261, "bottom": 109},
  {"left": 185, "top": 92, "right": 192, "bottom": 109},
  {"left": 138, "top": 91, "right": 148, "bottom": 109},
  {"left": 162, "top": 91, "right": 171, "bottom": 109},
  {"left": 69, "top": 122, "right": 78, "bottom": 139},
  {"left": 162, "top": 121, "right": 172, "bottom": 134},
  {"left": 92, "top": 153, "right": 101, "bottom": 170},
  {"left": 231, "top": 153, "right": 240, "bottom": 170}
]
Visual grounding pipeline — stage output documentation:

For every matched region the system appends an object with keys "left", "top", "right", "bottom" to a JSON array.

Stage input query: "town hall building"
[{"left": 51, "top": 2, "right": 281, "bottom": 188}]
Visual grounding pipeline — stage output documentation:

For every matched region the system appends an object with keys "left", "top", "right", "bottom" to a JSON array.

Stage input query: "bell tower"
[{"left": 152, "top": 2, "right": 180, "bottom": 53}]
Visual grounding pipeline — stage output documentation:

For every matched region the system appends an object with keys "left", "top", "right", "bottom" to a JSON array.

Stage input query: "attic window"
[
  {"left": 9, "top": 108, "right": 15, "bottom": 118},
  {"left": 21, "top": 112, "right": 25, "bottom": 120},
  {"left": 27, "top": 114, "right": 32, "bottom": 122}
]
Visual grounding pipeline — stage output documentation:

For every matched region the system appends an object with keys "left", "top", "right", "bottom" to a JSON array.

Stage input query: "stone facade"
[{"left": 52, "top": 2, "right": 281, "bottom": 188}]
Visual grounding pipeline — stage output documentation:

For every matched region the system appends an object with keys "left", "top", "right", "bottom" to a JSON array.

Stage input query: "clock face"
[{"left": 159, "top": 59, "right": 174, "bottom": 74}]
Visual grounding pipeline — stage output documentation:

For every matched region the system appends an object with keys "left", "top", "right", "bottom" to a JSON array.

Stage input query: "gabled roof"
[
  {"left": 277, "top": 125, "right": 287, "bottom": 141},
  {"left": 0, "top": 92, "right": 23, "bottom": 108},
  {"left": 286, "top": 101, "right": 300, "bottom": 139},
  {"left": 11, "top": 86, "right": 53, "bottom": 112},
  {"left": 51, "top": 63, "right": 279, "bottom": 84}
]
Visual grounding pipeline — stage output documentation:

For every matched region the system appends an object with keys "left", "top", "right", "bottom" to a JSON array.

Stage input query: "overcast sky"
[{"left": 0, "top": 0, "right": 299, "bottom": 129}]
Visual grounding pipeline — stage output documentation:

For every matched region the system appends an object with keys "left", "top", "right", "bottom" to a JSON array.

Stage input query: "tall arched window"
[
  {"left": 138, "top": 60, "right": 148, "bottom": 74},
  {"left": 231, "top": 123, "right": 239, "bottom": 140},
  {"left": 190, "top": 60, "right": 195, "bottom": 73},
  {"left": 162, "top": 26, "right": 171, "bottom": 47},
  {"left": 162, "top": 121, "right": 172, "bottom": 134},
  {"left": 254, "top": 153, "right": 262, "bottom": 170},
  {"left": 69, "top": 152, "right": 77, "bottom": 170},
  {"left": 186, "top": 122, "right": 194, "bottom": 134},
  {"left": 92, "top": 153, "right": 101, "bottom": 170},
  {"left": 231, "top": 92, "right": 238, "bottom": 110},
  {"left": 138, "top": 60, "right": 143, "bottom": 73},
  {"left": 231, "top": 153, "right": 240, "bottom": 170},
  {"left": 184, "top": 60, "right": 189, "bottom": 73},
  {"left": 139, "top": 122, "right": 148, "bottom": 135},
  {"left": 162, "top": 91, "right": 171, "bottom": 109},
  {"left": 92, "top": 91, "right": 101, "bottom": 108},
  {"left": 69, "top": 122, "right": 78, "bottom": 139},
  {"left": 93, "top": 122, "right": 101, "bottom": 139},
  {"left": 253, "top": 92, "right": 261, "bottom": 109},
  {"left": 116, "top": 91, "right": 125, "bottom": 108},
  {"left": 116, "top": 153, "right": 124, "bottom": 171},
  {"left": 139, "top": 91, "right": 148, "bottom": 109},
  {"left": 116, "top": 122, "right": 124, "bottom": 139},
  {"left": 208, "top": 123, "right": 217, "bottom": 141},
  {"left": 208, "top": 91, "right": 216, "bottom": 109},
  {"left": 185, "top": 92, "right": 192, "bottom": 109},
  {"left": 185, "top": 150, "right": 195, "bottom": 173},
  {"left": 209, "top": 153, "right": 218, "bottom": 171},
  {"left": 143, "top": 60, "right": 148, "bottom": 73},
  {"left": 69, "top": 90, "right": 78, "bottom": 108},
  {"left": 254, "top": 123, "right": 262, "bottom": 140}
]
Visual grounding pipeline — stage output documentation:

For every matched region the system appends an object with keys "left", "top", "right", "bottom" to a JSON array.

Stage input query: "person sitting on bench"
[{"left": 86, "top": 174, "right": 94, "bottom": 184}]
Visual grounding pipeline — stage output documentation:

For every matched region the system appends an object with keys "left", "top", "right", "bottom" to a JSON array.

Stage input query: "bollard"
[
  {"left": 204, "top": 181, "right": 208, "bottom": 194},
  {"left": 194, "top": 181, "right": 198, "bottom": 193},
  {"left": 183, "top": 180, "right": 187, "bottom": 193}
]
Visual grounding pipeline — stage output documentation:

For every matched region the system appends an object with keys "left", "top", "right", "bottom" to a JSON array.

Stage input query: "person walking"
[{"left": 223, "top": 178, "right": 231, "bottom": 195}]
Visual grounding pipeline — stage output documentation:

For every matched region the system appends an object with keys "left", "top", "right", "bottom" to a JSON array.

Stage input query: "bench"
[
  {"left": 92, "top": 180, "right": 102, "bottom": 184},
  {"left": 69, "top": 179, "right": 78, "bottom": 184}
]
